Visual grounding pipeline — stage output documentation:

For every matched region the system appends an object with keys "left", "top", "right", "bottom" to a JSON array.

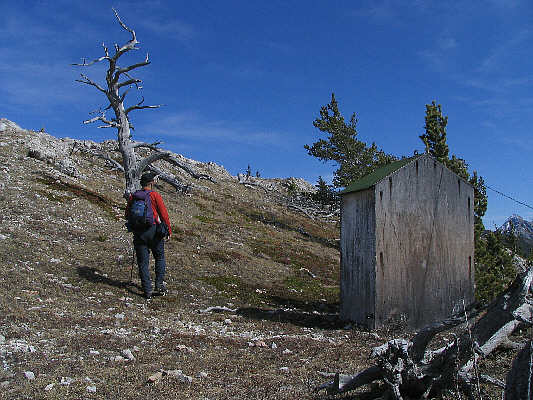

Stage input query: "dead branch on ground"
[{"left": 316, "top": 267, "right": 533, "bottom": 399}]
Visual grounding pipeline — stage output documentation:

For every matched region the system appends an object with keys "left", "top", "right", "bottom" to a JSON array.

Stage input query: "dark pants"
[{"left": 133, "top": 225, "right": 166, "bottom": 296}]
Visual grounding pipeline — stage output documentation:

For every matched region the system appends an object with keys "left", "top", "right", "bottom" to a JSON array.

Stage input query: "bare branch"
[
  {"left": 76, "top": 74, "right": 107, "bottom": 93},
  {"left": 114, "top": 53, "right": 150, "bottom": 82},
  {"left": 145, "top": 164, "right": 190, "bottom": 193},
  {"left": 72, "top": 55, "right": 111, "bottom": 67},
  {"left": 125, "top": 97, "right": 162, "bottom": 115},
  {"left": 410, "top": 304, "right": 482, "bottom": 362},
  {"left": 137, "top": 151, "right": 172, "bottom": 173},
  {"left": 315, "top": 366, "right": 382, "bottom": 394},
  {"left": 161, "top": 153, "right": 217, "bottom": 183},
  {"left": 132, "top": 140, "right": 163, "bottom": 150},
  {"left": 117, "top": 78, "right": 142, "bottom": 89},
  {"left": 112, "top": 8, "right": 140, "bottom": 57},
  {"left": 91, "top": 150, "right": 124, "bottom": 171},
  {"left": 136, "top": 150, "right": 216, "bottom": 184},
  {"left": 83, "top": 110, "right": 119, "bottom": 128}
]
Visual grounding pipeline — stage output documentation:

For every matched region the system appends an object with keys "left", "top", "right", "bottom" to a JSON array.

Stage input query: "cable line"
[{"left": 485, "top": 184, "right": 533, "bottom": 211}]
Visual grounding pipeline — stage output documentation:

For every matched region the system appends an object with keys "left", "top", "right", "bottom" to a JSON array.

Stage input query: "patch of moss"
[
  {"left": 95, "top": 233, "right": 108, "bottom": 242},
  {"left": 194, "top": 215, "right": 217, "bottom": 224}
]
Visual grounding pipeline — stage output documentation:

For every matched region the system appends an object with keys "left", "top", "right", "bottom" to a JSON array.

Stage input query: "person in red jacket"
[{"left": 125, "top": 172, "right": 172, "bottom": 299}]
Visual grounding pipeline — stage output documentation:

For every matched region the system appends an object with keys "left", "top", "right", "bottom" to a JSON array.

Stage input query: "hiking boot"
[
  {"left": 154, "top": 284, "right": 167, "bottom": 296},
  {"left": 144, "top": 292, "right": 153, "bottom": 300}
]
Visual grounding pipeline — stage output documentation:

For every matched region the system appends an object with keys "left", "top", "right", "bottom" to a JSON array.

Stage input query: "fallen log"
[{"left": 316, "top": 267, "right": 533, "bottom": 399}]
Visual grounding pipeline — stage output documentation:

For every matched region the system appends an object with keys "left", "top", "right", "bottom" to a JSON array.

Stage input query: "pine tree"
[
  {"left": 419, "top": 101, "right": 449, "bottom": 164},
  {"left": 312, "top": 176, "right": 337, "bottom": 207},
  {"left": 305, "top": 93, "right": 396, "bottom": 188}
]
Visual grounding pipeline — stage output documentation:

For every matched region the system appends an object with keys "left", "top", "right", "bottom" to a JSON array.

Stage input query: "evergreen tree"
[
  {"left": 312, "top": 176, "right": 337, "bottom": 207},
  {"left": 419, "top": 101, "right": 449, "bottom": 164},
  {"left": 474, "top": 231, "right": 516, "bottom": 304},
  {"left": 305, "top": 93, "right": 396, "bottom": 188},
  {"left": 246, "top": 164, "right": 251, "bottom": 178}
]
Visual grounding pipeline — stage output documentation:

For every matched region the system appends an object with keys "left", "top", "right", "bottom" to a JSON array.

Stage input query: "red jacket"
[{"left": 125, "top": 190, "right": 172, "bottom": 236}]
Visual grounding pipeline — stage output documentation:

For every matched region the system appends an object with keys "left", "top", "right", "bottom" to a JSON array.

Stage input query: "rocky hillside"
[
  {"left": 0, "top": 119, "right": 526, "bottom": 399},
  {"left": 0, "top": 119, "right": 354, "bottom": 399}
]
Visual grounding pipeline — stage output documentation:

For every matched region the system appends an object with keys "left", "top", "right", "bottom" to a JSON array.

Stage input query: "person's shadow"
[{"left": 77, "top": 265, "right": 142, "bottom": 298}]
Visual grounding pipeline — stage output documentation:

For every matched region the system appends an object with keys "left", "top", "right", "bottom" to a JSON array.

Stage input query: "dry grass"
[{"left": 0, "top": 126, "right": 525, "bottom": 399}]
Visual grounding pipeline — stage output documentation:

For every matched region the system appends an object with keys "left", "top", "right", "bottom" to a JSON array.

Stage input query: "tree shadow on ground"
[
  {"left": 77, "top": 265, "right": 143, "bottom": 298},
  {"left": 237, "top": 295, "right": 343, "bottom": 330}
]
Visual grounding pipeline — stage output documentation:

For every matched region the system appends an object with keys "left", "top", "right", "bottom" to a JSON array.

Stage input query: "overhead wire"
[{"left": 485, "top": 184, "right": 533, "bottom": 211}]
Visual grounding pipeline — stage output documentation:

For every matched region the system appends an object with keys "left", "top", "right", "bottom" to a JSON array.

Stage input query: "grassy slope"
[{"left": 0, "top": 126, "right": 524, "bottom": 399}]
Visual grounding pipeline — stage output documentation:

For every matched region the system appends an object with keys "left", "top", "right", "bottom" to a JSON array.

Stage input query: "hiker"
[{"left": 125, "top": 172, "right": 172, "bottom": 299}]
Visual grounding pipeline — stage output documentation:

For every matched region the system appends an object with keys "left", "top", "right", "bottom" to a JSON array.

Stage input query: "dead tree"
[
  {"left": 73, "top": 9, "right": 213, "bottom": 198},
  {"left": 316, "top": 267, "right": 533, "bottom": 399}
]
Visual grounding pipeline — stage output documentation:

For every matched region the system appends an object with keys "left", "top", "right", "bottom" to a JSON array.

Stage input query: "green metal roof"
[{"left": 341, "top": 155, "right": 421, "bottom": 195}]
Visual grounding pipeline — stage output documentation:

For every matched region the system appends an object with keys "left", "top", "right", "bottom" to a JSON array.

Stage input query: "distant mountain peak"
[{"left": 498, "top": 214, "right": 533, "bottom": 256}]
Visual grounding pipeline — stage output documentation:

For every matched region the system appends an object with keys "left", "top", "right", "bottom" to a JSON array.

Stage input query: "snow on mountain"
[{"left": 498, "top": 214, "right": 533, "bottom": 256}]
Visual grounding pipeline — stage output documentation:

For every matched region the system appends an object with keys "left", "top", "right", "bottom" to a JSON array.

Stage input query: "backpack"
[{"left": 126, "top": 190, "right": 155, "bottom": 232}]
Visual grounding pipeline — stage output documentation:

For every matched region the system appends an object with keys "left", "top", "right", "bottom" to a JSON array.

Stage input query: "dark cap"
[{"left": 140, "top": 172, "right": 158, "bottom": 187}]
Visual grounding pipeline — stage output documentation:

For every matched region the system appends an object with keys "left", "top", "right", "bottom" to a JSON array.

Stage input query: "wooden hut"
[{"left": 340, "top": 153, "right": 474, "bottom": 329}]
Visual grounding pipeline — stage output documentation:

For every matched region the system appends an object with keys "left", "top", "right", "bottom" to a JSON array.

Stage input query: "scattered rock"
[
  {"left": 44, "top": 383, "right": 55, "bottom": 391},
  {"left": 147, "top": 371, "right": 163, "bottom": 384},
  {"left": 271, "top": 342, "right": 278, "bottom": 350},
  {"left": 122, "top": 349, "right": 135, "bottom": 361},
  {"left": 282, "top": 349, "right": 293, "bottom": 355},
  {"left": 0, "top": 234, "right": 7, "bottom": 240},
  {"left": 60, "top": 377, "right": 74, "bottom": 386},
  {"left": 176, "top": 344, "right": 195, "bottom": 353},
  {"left": 89, "top": 350, "right": 100, "bottom": 355},
  {"left": 0, "top": 334, "right": 5, "bottom": 344},
  {"left": 280, "top": 367, "right": 290, "bottom": 373},
  {"left": 1, "top": 381, "right": 10, "bottom": 388},
  {"left": 115, "top": 313, "right": 125, "bottom": 320},
  {"left": 223, "top": 318, "right": 232, "bottom": 325},
  {"left": 24, "top": 371, "right": 35, "bottom": 380},
  {"left": 197, "top": 371, "right": 208, "bottom": 379},
  {"left": 166, "top": 370, "right": 193, "bottom": 384},
  {"left": 87, "top": 385, "right": 97, "bottom": 393},
  {"left": 112, "top": 355, "right": 125, "bottom": 362}
]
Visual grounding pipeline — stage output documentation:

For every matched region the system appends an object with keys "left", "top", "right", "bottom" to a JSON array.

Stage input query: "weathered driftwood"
[
  {"left": 73, "top": 9, "right": 213, "bottom": 198},
  {"left": 317, "top": 267, "right": 533, "bottom": 399}
]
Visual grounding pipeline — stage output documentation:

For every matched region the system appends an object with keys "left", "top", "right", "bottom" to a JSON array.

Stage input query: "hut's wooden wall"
[
  {"left": 373, "top": 155, "right": 474, "bottom": 328},
  {"left": 340, "top": 189, "right": 377, "bottom": 324}
]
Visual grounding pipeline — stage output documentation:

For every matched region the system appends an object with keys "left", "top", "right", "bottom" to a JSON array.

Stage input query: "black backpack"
[{"left": 126, "top": 190, "right": 154, "bottom": 232}]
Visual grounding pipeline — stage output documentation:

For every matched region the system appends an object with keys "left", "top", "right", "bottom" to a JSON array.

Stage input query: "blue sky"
[{"left": 1, "top": 0, "right": 532, "bottom": 227}]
